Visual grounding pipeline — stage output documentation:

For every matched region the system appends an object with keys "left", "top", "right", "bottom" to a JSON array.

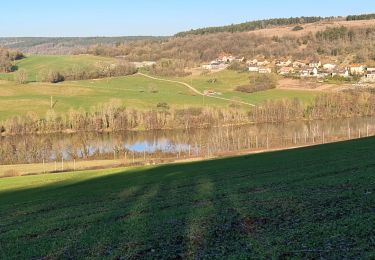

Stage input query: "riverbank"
[
  {"left": 1, "top": 136, "right": 374, "bottom": 258},
  {"left": 1, "top": 130, "right": 373, "bottom": 178}
]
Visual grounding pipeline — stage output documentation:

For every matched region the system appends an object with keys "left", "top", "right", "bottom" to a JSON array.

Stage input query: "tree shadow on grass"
[
  {"left": 1, "top": 138, "right": 375, "bottom": 258},
  {"left": 0, "top": 158, "right": 236, "bottom": 258}
]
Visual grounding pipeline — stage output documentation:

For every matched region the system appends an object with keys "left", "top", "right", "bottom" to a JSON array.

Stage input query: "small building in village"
[
  {"left": 293, "top": 61, "right": 306, "bottom": 68},
  {"left": 276, "top": 60, "right": 292, "bottom": 67},
  {"left": 366, "top": 68, "right": 375, "bottom": 79},
  {"left": 323, "top": 64, "right": 336, "bottom": 70},
  {"left": 331, "top": 68, "right": 350, "bottom": 78},
  {"left": 278, "top": 67, "right": 294, "bottom": 75},
  {"left": 218, "top": 53, "right": 236, "bottom": 63},
  {"left": 300, "top": 67, "right": 318, "bottom": 77},
  {"left": 248, "top": 66, "right": 259, "bottom": 72},
  {"left": 309, "top": 61, "right": 321, "bottom": 68},
  {"left": 202, "top": 62, "right": 227, "bottom": 70},
  {"left": 350, "top": 64, "right": 366, "bottom": 75},
  {"left": 259, "top": 68, "right": 272, "bottom": 74},
  {"left": 246, "top": 59, "right": 258, "bottom": 66},
  {"left": 257, "top": 60, "right": 270, "bottom": 66}
]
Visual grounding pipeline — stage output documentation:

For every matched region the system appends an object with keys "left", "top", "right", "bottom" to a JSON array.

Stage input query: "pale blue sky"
[{"left": 0, "top": 0, "right": 374, "bottom": 37}]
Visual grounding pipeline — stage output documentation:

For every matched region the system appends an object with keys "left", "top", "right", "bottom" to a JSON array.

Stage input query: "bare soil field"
[{"left": 277, "top": 78, "right": 349, "bottom": 92}]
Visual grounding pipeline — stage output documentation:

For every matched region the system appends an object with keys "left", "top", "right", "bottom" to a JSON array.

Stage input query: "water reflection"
[{"left": 1, "top": 117, "right": 375, "bottom": 165}]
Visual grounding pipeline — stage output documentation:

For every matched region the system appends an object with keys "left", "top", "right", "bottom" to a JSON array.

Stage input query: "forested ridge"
[
  {"left": 175, "top": 16, "right": 326, "bottom": 37},
  {"left": 86, "top": 25, "right": 375, "bottom": 66}
]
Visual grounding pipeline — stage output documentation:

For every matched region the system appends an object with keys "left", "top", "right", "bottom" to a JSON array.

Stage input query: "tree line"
[
  {"left": 346, "top": 13, "right": 375, "bottom": 21},
  {"left": 2, "top": 91, "right": 375, "bottom": 136},
  {"left": 174, "top": 16, "right": 326, "bottom": 37}
]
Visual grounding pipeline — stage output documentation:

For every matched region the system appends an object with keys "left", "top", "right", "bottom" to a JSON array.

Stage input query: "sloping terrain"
[
  {"left": 1, "top": 137, "right": 374, "bottom": 258},
  {"left": 248, "top": 19, "right": 375, "bottom": 38}
]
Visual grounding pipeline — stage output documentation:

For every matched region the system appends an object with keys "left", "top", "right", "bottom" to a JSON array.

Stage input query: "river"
[{"left": 1, "top": 117, "right": 375, "bottom": 165}]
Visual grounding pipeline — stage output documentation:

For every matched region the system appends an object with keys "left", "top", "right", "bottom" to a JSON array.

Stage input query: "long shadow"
[
  {"left": 0, "top": 158, "right": 233, "bottom": 258},
  {"left": 1, "top": 137, "right": 375, "bottom": 258}
]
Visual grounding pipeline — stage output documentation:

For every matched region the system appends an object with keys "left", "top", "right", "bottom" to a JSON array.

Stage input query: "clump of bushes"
[
  {"left": 227, "top": 61, "right": 248, "bottom": 72},
  {"left": 14, "top": 69, "right": 28, "bottom": 84},
  {"left": 236, "top": 74, "right": 277, "bottom": 93},
  {"left": 148, "top": 59, "right": 191, "bottom": 77},
  {"left": 38, "top": 70, "right": 65, "bottom": 83},
  {"left": 292, "top": 25, "right": 304, "bottom": 31},
  {"left": 0, "top": 48, "right": 24, "bottom": 73}
]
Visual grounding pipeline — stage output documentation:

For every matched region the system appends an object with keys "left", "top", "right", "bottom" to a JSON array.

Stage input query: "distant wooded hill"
[
  {"left": 0, "top": 36, "right": 168, "bottom": 55},
  {"left": 175, "top": 14, "right": 375, "bottom": 37}
]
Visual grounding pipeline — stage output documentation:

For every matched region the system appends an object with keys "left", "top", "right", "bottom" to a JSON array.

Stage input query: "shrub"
[
  {"left": 14, "top": 69, "right": 28, "bottom": 84},
  {"left": 228, "top": 61, "right": 247, "bottom": 71},
  {"left": 292, "top": 25, "right": 304, "bottom": 31},
  {"left": 236, "top": 74, "right": 277, "bottom": 93},
  {"left": 38, "top": 69, "right": 65, "bottom": 83}
]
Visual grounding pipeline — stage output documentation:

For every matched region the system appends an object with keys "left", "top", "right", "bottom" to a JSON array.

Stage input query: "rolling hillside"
[
  {"left": 1, "top": 137, "right": 374, "bottom": 258},
  {"left": 0, "top": 69, "right": 316, "bottom": 120},
  {"left": 0, "top": 36, "right": 168, "bottom": 55},
  {"left": 248, "top": 19, "right": 375, "bottom": 38},
  {"left": 0, "top": 55, "right": 116, "bottom": 82}
]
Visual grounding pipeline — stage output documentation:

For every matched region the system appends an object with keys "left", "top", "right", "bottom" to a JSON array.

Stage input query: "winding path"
[{"left": 138, "top": 73, "right": 256, "bottom": 107}]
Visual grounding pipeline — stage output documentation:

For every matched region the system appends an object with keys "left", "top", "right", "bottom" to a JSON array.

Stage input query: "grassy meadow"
[
  {"left": 0, "top": 137, "right": 374, "bottom": 258},
  {"left": 0, "top": 55, "right": 116, "bottom": 82},
  {"left": 176, "top": 70, "right": 317, "bottom": 104},
  {"left": 0, "top": 55, "right": 318, "bottom": 120}
]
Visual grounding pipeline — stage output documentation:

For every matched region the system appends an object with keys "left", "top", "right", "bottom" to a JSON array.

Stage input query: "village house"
[
  {"left": 202, "top": 61, "right": 227, "bottom": 70},
  {"left": 366, "top": 68, "right": 375, "bottom": 79},
  {"left": 300, "top": 67, "right": 318, "bottom": 77},
  {"left": 323, "top": 64, "right": 336, "bottom": 70},
  {"left": 248, "top": 66, "right": 259, "bottom": 72},
  {"left": 293, "top": 61, "right": 306, "bottom": 68},
  {"left": 350, "top": 64, "right": 365, "bottom": 75},
  {"left": 236, "top": 57, "right": 245, "bottom": 63},
  {"left": 309, "top": 61, "right": 321, "bottom": 68},
  {"left": 332, "top": 68, "right": 350, "bottom": 78},
  {"left": 257, "top": 60, "right": 270, "bottom": 66},
  {"left": 278, "top": 67, "right": 294, "bottom": 75},
  {"left": 259, "top": 68, "right": 272, "bottom": 74},
  {"left": 246, "top": 59, "right": 258, "bottom": 66},
  {"left": 276, "top": 60, "right": 292, "bottom": 67},
  {"left": 218, "top": 53, "right": 236, "bottom": 63}
]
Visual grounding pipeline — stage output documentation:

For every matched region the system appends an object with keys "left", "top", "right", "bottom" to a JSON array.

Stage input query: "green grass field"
[
  {"left": 0, "top": 56, "right": 317, "bottom": 120},
  {"left": 177, "top": 70, "right": 317, "bottom": 104},
  {"left": 0, "top": 55, "right": 115, "bottom": 82},
  {"left": 1, "top": 137, "right": 374, "bottom": 258}
]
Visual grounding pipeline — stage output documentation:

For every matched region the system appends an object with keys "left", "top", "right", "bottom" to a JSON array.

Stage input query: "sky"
[{"left": 0, "top": 0, "right": 374, "bottom": 37}]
